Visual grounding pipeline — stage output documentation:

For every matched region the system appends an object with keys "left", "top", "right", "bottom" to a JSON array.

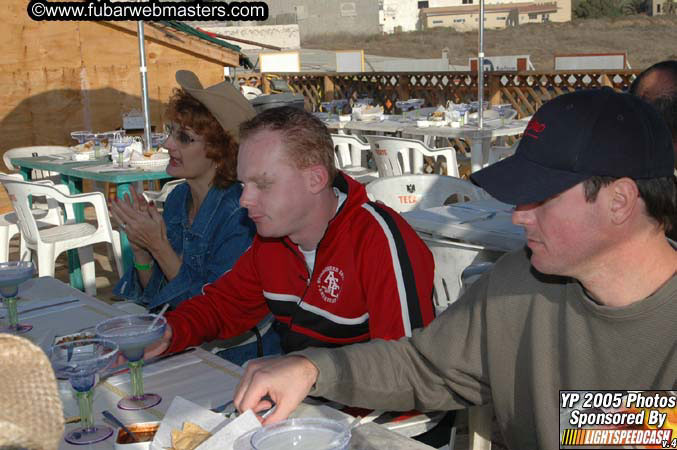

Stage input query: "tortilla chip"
[{"left": 170, "top": 422, "right": 211, "bottom": 450}]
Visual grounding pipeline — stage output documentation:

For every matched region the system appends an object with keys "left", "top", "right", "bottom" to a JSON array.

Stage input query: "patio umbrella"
[
  {"left": 136, "top": 21, "right": 152, "bottom": 152},
  {"left": 477, "top": 0, "right": 485, "bottom": 129}
]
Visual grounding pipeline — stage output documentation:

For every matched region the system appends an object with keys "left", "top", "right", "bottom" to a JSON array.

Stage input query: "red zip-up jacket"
[{"left": 165, "top": 173, "right": 435, "bottom": 354}]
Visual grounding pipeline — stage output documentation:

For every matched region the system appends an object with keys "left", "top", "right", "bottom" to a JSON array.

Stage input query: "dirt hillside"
[{"left": 303, "top": 14, "right": 677, "bottom": 71}]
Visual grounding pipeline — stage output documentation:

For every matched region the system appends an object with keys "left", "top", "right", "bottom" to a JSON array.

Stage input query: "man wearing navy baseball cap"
[{"left": 230, "top": 89, "right": 677, "bottom": 450}]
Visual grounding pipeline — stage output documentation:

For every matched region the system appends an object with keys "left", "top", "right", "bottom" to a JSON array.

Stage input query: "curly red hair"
[{"left": 165, "top": 88, "right": 238, "bottom": 188}]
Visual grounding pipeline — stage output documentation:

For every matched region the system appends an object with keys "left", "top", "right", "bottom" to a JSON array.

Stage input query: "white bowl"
[{"left": 249, "top": 418, "right": 350, "bottom": 450}]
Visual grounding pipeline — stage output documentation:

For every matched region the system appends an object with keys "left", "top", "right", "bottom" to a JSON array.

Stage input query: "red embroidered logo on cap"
[{"left": 525, "top": 119, "right": 546, "bottom": 139}]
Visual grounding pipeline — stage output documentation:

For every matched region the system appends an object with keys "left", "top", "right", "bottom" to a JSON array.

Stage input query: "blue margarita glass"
[
  {"left": 0, "top": 261, "right": 35, "bottom": 334},
  {"left": 95, "top": 314, "right": 167, "bottom": 410},
  {"left": 49, "top": 339, "right": 119, "bottom": 445}
]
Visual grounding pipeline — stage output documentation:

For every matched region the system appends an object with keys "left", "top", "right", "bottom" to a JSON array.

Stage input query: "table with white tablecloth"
[
  {"left": 402, "top": 198, "right": 525, "bottom": 252},
  {"left": 318, "top": 113, "right": 528, "bottom": 174},
  {"left": 402, "top": 118, "right": 529, "bottom": 172},
  {"left": 4, "top": 276, "right": 435, "bottom": 449}
]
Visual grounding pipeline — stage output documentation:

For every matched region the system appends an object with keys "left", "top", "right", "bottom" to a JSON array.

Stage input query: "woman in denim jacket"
[{"left": 111, "top": 70, "right": 256, "bottom": 311}]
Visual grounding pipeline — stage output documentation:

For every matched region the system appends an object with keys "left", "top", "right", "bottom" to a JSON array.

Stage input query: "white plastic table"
[
  {"left": 401, "top": 198, "right": 526, "bottom": 252},
  {"left": 317, "top": 113, "right": 527, "bottom": 173},
  {"left": 402, "top": 118, "right": 529, "bottom": 172}
]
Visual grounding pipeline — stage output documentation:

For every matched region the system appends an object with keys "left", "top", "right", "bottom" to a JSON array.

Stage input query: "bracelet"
[{"left": 134, "top": 261, "right": 153, "bottom": 271}]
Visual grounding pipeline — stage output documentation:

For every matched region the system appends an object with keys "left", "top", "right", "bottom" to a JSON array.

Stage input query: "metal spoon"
[{"left": 102, "top": 410, "right": 139, "bottom": 442}]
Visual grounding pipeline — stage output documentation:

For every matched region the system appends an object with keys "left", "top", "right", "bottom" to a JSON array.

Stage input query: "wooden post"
[
  {"left": 488, "top": 73, "right": 501, "bottom": 106},
  {"left": 397, "top": 75, "right": 410, "bottom": 101},
  {"left": 324, "top": 75, "right": 335, "bottom": 101},
  {"left": 261, "top": 74, "right": 271, "bottom": 95}
]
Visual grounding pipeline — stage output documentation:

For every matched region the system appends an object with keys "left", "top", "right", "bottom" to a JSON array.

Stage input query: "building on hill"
[
  {"left": 649, "top": 0, "right": 667, "bottom": 15},
  {"left": 378, "top": 0, "right": 570, "bottom": 33},
  {"left": 420, "top": 0, "right": 571, "bottom": 31},
  {"left": 227, "top": 0, "right": 381, "bottom": 38}
]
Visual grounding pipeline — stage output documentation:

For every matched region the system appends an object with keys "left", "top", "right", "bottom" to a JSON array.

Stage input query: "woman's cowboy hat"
[
  {"left": 175, "top": 70, "right": 256, "bottom": 141},
  {"left": 0, "top": 334, "right": 64, "bottom": 450}
]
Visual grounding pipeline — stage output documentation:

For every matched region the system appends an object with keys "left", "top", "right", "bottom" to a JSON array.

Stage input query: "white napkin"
[
  {"left": 196, "top": 410, "right": 261, "bottom": 450},
  {"left": 150, "top": 396, "right": 228, "bottom": 450}
]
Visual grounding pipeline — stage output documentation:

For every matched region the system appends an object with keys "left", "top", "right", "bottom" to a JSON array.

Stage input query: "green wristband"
[{"left": 134, "top": 261, "right": 153, "bottom": 271}]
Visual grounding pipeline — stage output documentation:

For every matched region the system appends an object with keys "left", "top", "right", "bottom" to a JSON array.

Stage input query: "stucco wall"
[{"left": 199, "top": 24, "right": 301, "bottom": 50}]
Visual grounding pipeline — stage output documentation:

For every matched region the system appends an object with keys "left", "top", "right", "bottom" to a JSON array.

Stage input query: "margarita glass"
[
  {"left": 410, "top": 99, "right": 425, "bottom": 118},
  {"left": 111, "top": 134, "right": 133, "bottom": 168},
  {"left": 320, "top": 101, "right": 335, "bottom": 119},
  {"left": 95, "top": 314, "right": 167, "bottom": 410},
  {"left": 150, "top": 132, "right": 168, "bottom": 152},
  {"left": 49, "top": 339, "right": 119, "bottom": 445},
  {"left": 0, "top": 261, "right": 35, "bottom": 334},
  {"left": 355, "top": 97, "right": 373, "bottom": 107},
  {"left": 333, "top": 99, "right": 349, "bottom": 115},
  {"left": 84, "top": 133, "right": 106, "bottom": 159},
  {"left": 492, "top": 104, "right": 513, "bottom": 126},
  {"left": 70, "top": 131, "right": 92, "bottom": 145},
  {"left": 395, "top": 100, "right": 413, "bottom": 120}
]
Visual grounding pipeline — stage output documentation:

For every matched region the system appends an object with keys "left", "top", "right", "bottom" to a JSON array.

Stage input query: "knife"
[
  {"left": 0, "top": 298, "right": 80, "bottom": 320},
  {"left": 100, "top": 347, "right": 197, "bottom": 379}
]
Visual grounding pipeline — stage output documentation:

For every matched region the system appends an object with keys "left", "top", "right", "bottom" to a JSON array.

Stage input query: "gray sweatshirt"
[{"left": 299, "top": 248, "right": 677, "bottom": 450}]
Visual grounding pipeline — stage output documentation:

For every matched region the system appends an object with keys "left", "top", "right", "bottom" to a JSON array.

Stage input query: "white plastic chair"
[
  {"left": 142, "top": 179, "right": 185, "bottom": 207},
  {"left": 0, "top": 173, "right": 65, "bottom": 263},
  {"left": 365, "top": 174, "right": 488, "bottom": 213},
  {"left": 330, "top": 134, "right": 379, "bottom": 184},
  {"left": 241, "top": 85, "right": 263, "bottom": 100},
  {"left": 423, "top": 235, "right": 503, "bottom": 316},
  {"left": 430, "top": 251, "right": 496, "bottom": 450},
  {"left": 0, "top": 175, "right": 123, "bottom": 295},
  {"left": 488, "top": 140, "right": 518, "bottom": 165},
  {"left": 365, "top": 136, "right": 460, "bottom": 177},
  {"left": 3, "top": 146, "right": 73, "bottom": 181}
]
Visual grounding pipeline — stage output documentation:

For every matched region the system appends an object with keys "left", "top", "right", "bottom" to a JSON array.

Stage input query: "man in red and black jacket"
[{"left": 144, "top": 106, "right": 435, "bottom": 365}]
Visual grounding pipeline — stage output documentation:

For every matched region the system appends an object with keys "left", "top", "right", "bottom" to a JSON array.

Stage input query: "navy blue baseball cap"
[{"left": 470, "top": 88, "right": 674, "bottom": 205}]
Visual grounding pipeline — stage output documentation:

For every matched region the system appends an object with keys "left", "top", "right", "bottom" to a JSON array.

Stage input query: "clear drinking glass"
[
  {"left": 95, "top": 314, "right": 167, "bottom": 410},
  {"left": 49, "top": 339, "right": 119, "bottom": 445},
  {"left": 0, "top": 261, "right": 35, "bottom": 334}
]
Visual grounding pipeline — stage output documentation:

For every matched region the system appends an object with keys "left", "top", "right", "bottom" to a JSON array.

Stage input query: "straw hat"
[
  {"left": 0, "top": 334, "right": 64, "bottom": 450},
  {"left": 175, "top": 70, "right": 256, "bottom": 141}
]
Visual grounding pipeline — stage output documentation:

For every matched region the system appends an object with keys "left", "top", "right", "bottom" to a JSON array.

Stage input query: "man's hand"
[
  {"left": 111, "top": 324, "right": 173, "bottom": 367},
  {"left": 144, "top": 324, "right": 173, "bottom": 359},
  {"left": 233, "top": 356, "right": 319, "bottom": 424}
]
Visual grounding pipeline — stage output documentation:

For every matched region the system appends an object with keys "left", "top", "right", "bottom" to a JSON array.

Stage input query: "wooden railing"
[{"left": 237, "top": 70, "right": 640, "bottom": 118}]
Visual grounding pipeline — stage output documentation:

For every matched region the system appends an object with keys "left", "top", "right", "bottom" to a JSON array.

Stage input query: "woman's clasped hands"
[{"left": 109, "top": 186, "right": 167, "bottom": 258}]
